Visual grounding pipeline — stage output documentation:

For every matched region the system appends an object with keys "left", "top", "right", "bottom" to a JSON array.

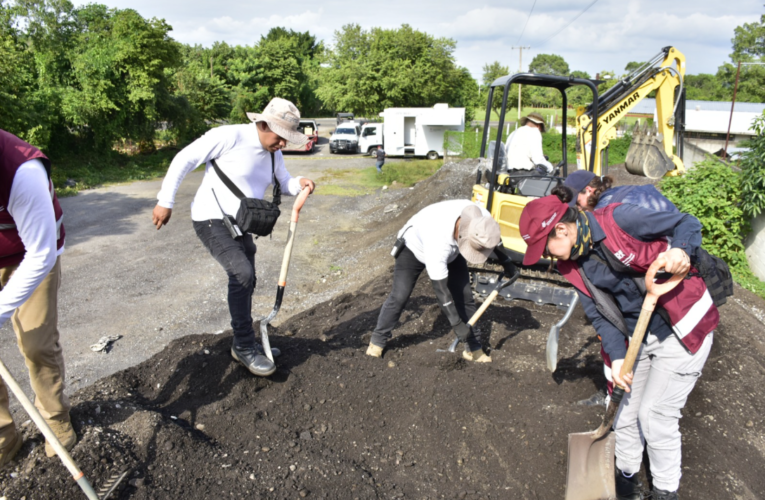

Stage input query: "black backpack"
[{"left": 690, "top": 248, "right": 734, "bottom": 307}]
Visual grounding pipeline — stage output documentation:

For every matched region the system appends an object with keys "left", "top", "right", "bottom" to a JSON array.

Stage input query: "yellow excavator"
[{"left": 469, "top": 46, "right": 687, "bottom": 371}]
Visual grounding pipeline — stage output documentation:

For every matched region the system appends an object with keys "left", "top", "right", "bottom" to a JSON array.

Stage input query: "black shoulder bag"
[{"left": 210, "top": 153, "right": 281, "bottom": 237}]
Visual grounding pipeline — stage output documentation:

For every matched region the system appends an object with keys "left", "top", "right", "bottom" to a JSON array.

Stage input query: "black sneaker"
[
  {"left": 615, "top": 467, "right": 643, "bottom": 500},
  {"left": 652, "top": 488, "right": 678, "bottom": 500},
  {"left": 231, "top": 344, "right": 276, "bottom": 377}
]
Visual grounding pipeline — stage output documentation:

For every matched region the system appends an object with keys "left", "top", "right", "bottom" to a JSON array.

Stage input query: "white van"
[{"left": 358, "top": 104, "right": 465, "bottom": 159}]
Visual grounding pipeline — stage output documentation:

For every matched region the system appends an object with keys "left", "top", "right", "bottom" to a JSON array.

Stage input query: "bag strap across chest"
[{"left": 210, "top": 152, "right": 281, "bottom": 206}]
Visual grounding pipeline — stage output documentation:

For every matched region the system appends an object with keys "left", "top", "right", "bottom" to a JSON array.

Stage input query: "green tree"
[
  {"left": 566, "top": 70, "right": 593, "bottom": 108},
  {"left": 528, "top": 53, "right": 569, "bottom": 76},
  {"left": 317, "top": 24, "right": 478, "bottom": 117},
  {"left": 482, "top": 61, "right": 508, "bottom": 114},
  {"left": 740, "top": 112, "right": 765, "bottom": 218},
  {"left": 623, "top": 61, "right": 645, "bottom": 74}
]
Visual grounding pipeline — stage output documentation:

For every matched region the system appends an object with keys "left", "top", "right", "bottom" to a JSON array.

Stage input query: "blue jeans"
[
  {"left": 193, "top": 219, "right": 258, "bottom": 349},
  {"left": 376, "top": 161, "right": 384, "bottom": 173}
]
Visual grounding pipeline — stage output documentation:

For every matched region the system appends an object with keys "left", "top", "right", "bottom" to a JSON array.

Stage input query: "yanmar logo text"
[{"left": 541, "top": 212, "right": 557, "bottom": 228}]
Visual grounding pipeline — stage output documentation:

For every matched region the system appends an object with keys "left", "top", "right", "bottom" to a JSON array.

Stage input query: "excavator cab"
[
  {"left": 470, "top": 74, "right": 600, "bottom": 372},
  {"left": 472, "top": 73, "right": 600, "bottom": 262}
]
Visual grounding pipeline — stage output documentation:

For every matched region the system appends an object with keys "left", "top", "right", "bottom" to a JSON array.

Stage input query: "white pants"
[{"left": 613, "top": 331, "right": 713, "bottom": 492}]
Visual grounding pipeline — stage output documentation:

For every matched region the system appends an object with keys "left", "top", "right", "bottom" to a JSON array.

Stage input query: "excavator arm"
[{"left": 575, "top": 46, "right": 687, "bottom": 178}]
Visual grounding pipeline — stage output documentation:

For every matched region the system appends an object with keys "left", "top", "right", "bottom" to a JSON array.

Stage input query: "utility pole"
[{"left": 511, "top": 46, "right": 530, "bottom": 121}]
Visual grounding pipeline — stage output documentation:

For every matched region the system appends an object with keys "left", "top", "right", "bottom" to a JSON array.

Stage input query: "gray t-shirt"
[{"left": 375, "top": 149, "right": 385, "bottom": 162}]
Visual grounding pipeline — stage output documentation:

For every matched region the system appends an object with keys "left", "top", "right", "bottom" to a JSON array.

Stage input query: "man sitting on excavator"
[{"left": 503, "top": 112, "right": 554, "bottom": 174}]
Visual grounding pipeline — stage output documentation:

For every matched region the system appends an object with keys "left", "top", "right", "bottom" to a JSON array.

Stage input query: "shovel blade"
[
  {"left": 565, "top": 431, "right": 616, "bottom": 500},
  {"left": 546, "top": 325, "right": 560, "bottom": 372}
]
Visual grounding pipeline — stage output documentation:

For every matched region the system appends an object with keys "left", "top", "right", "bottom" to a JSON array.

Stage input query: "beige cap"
[
  {"left": 246, "top": 98, "right": 309, "bottom": 145},
  {"left": 457, "top": 205, "right": 501, "bottom": 264},
  {"left": 520, "top": 112, "right": 546, "bottom": 132}
]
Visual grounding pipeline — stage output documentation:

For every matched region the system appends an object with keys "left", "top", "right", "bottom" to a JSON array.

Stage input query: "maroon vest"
[
  {"left": 0, "top": 130, "right": 65, "bottom": 268},
  {"left": 558, "top": 204, "right": 718, "bottom": 354}
]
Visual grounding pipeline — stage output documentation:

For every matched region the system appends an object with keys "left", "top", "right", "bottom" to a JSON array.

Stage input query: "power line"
[
  {"left": 516, "top": 0, "right": 537, "bottom": 45},
  {"left": 538, "top": 0, "right": 601, "bottom": 48}
]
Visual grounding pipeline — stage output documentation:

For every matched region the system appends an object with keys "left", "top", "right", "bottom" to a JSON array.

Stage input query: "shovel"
[
  {"left": 261, "top": 186, "right": 312, "bottom": 362},
  {"left": 0, "top": 357, "right": 128, "bottom": 499},
  {"left": 438, "top": 270, "right": 520, "bottom": 353},
  {"left": 565, "top": 257, "right": 686, "bottom": 500}
]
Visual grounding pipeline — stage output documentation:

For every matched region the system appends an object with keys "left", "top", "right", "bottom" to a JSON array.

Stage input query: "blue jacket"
[
  {"left": 596, "top": 185, "right": 678, "bottom": 213},
  {"left": 577, "top": 205, "right": 702, "bottom": 360}
]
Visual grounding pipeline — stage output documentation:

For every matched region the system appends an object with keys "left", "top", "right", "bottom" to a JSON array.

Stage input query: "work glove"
[
  {"left": 430, "top": 278, "right": 462, "bottom": 327},
  {"left": 501, "top": 260, "right": 518, "bottom": 277},
  {"left": 453, "top": 321, "right": 472, "bottom": 342}
]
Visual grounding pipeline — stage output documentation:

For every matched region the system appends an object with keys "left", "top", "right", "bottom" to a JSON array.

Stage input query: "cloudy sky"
[{"left": 87, "top": 0, "right": 761, "bottom": 80}]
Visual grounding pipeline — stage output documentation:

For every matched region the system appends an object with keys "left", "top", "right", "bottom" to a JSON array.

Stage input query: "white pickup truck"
[{"left": 329, "top": 123, "right": 361, "bottom": 154}]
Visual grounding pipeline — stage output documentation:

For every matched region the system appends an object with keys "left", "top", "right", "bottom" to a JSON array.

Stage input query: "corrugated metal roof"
[
  {"left": 620, "top": 98, "right": 763, "bottom": 134},
  {"left": 685, "top": 109, "right": 760, "bottom": 135},
  {"left": 628, "top": 98, "right": 765, "bottom": 115}
]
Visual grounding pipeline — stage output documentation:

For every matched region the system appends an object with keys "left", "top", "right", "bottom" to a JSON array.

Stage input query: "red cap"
[{"left": 519, "top": 196, "right": 569, "bottom": 266}]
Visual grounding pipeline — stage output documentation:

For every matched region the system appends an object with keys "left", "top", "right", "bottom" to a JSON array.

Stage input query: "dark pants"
[
  {"left": 194, "top": 220, "right": 258, "bottom": 349},
  {"left": 371, "top": 247, "right": 480, "bottom": 350}
]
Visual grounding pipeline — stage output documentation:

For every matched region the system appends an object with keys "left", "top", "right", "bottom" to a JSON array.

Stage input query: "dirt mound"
[{"left": 1, "top": 269, "right": 763, "bottom": 499}]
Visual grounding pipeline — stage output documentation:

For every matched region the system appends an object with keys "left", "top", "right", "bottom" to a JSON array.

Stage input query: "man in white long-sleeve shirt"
[
  {"left": 152, "top": 98, "right": 315, "bottom": 378},
  {"left": 367, "top": 200, "right": 517, "bottom": 362},
  {"left": 0, "top": 130, "right": 75, "bottom": 466},
  {"left": 504, "top": 112, "right": 554, "bottom": 174}
]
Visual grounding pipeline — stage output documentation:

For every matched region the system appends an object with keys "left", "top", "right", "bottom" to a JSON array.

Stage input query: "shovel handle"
[
  {"left": 0, "top": 358, "right": 100, "bottom": 500},
  {"left": 466, "top": 271, "right": 519, "bottom": 327},
  {"left": 291, "top": 186, "right": 311, "bottom": 223},
  {"left": 619, "top": 256, "right": 687, "bottom": 381}
]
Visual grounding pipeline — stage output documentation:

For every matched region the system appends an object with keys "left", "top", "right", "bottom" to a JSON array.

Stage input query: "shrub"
[
  {"left": 740, "top": 112, "right": 765, "bottom": 218},
  {"left": 661, "top": 159, "right": 748, "bottom": 268}
]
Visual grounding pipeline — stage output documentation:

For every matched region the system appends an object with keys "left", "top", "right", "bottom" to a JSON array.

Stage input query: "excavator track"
[{"left": 469, "top": 264, "right": 576, "bottom": 310}]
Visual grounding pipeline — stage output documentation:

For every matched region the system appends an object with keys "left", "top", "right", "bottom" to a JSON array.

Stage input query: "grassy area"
[
  {"left": 316, "top": 160, "right": 443, "bottom": 196},
  {"left": 51, "top": 148, "right": 178, "bottom": 197}
]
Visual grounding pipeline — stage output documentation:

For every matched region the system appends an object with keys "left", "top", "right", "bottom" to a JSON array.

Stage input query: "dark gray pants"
[
  {"left": 371, "top": 246, "right": 480, "bottom": 350},
  {"left": 193, "top": 219, "right": 258, "bottom": 349}
]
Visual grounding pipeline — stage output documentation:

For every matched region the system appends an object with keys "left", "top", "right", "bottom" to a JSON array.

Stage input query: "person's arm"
[
  {"left": 0, "top": 160, "right": 58, "bottom": 328},
  {"left": 152, "top": 128, "right": 236, "bottom": 229},
  {"left": 273, "top": 152, "right": 314, "bottom": 195},
  {"left": 613, "top": 204, "right": 701, "bottom": 274},
  {"left": 529, "top": 129, "right": 553, "bottom": 172},
  {"left": 577, "top": 289, "right": 628, "bottom": 361},
  {"left": 493, "top": 243, "right": 518, "bottom": 276}
]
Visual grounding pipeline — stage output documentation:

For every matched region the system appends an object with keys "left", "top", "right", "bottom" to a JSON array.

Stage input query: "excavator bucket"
[{"left": 624, "top": 123, "right": 675, "bottom": 179}]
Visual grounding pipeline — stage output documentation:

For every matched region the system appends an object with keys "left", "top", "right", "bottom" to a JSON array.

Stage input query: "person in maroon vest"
[
  {"left": 519, "top": 187, "right": 718, "bottom": 500},
  {"left": 0, "top": 130, "right": 74, "bottom": 467}
]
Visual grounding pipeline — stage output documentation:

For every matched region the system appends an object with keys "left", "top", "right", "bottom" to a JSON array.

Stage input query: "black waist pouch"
[
  {"left": 211, "top": 153, "right": 282, "bottom": 237},
  {"left": 236, "top": 197, "right": 281, "bottom": 236}
]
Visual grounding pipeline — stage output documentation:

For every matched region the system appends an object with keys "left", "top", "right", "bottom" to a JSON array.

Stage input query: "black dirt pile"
[{"left": 1, "top": 270, "right": 763, "bottom": 499}]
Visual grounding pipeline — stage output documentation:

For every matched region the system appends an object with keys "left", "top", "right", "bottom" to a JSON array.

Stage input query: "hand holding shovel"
[{"left": 565, "top": 257, "right": 687, "bottom": 500}]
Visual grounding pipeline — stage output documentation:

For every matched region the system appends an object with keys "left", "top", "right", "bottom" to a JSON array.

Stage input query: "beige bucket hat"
[
  {"left": 457, "top": 205, "right": 501, "bottom": 264},
  {"left": 519, "top": 112, "right": 546, "bottom": 132},
  {"left": 247, "top": 98, "right": 308, "bottom": 145}
]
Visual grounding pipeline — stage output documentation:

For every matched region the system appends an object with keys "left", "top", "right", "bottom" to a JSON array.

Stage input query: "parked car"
[
  {"left": 329, "top": 122, "right": 361, "bottom": 154},
  {"left": 283, "top": 120, "right": 319, "bottom": 153}
]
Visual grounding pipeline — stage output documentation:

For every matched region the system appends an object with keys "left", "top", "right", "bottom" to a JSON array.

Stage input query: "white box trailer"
[{"left": 358, "top": 104, "right": 465, "bottom": 159}]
